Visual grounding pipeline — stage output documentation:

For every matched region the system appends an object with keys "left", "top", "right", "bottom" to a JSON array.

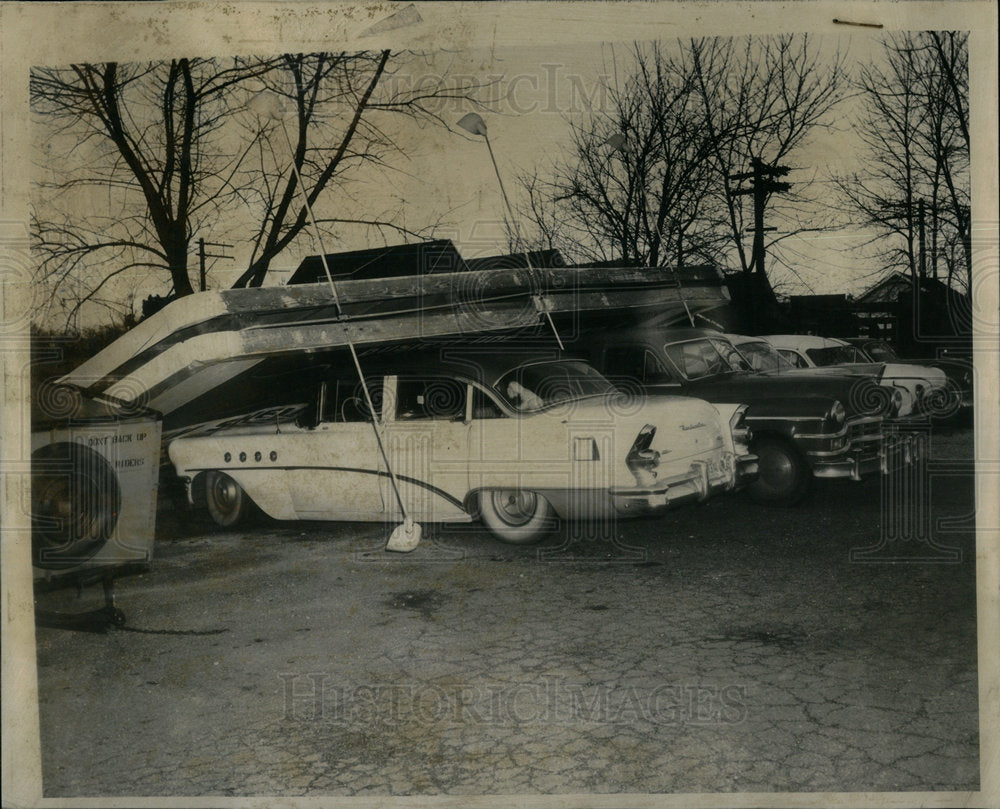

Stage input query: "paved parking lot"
[{"left": 33, "top": 429, "right": 979, "bottom": 797}]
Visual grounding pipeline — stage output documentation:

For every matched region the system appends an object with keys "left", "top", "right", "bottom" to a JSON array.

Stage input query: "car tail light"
[
  {"left": 729, "top": 406, "right": 752, "bottom": 454},
  {"left": 626, "top": 424, "right": 660, "bottom": 486}
]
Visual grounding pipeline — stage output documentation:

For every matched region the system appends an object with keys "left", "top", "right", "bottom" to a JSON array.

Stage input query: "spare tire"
[{"left": 31, "top": 442, "right": 121, "bottom": 570}]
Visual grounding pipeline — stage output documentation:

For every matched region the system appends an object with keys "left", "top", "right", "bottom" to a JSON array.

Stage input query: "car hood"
[
  {"left": 666, "top": 371, "right": 870, "bottom": 410},
  {"left": 880, "top": 363, "right": 948, "bottom": 388}
]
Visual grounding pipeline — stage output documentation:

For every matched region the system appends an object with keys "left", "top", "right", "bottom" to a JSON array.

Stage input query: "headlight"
[
  {"left": 891, "top": 389, "right": 903, "bottom": 416},
  {"left": 826, "top": 400, "right": 846, "bottom": 428}
]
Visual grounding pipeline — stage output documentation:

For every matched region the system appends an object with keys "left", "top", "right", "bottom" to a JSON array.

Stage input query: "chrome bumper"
[
  {"left": 609, "top": 453, "right": 758, "bottom": 516},
  {"left": 809, "top": 431, "right": 924, "bottom": 481}
]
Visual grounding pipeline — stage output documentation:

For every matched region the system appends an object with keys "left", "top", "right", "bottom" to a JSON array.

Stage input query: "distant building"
[
  {"left": 853, "top": 271, "right": 971, "bottom": 356},
  {"left": 784, "top": 293, "right": 857, "bottom": 337}
]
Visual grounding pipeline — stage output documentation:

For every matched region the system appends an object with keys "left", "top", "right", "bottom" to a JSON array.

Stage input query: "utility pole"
[
  {"left": 882, "top": 198, "right": 938, "bottom": 283},
  {"left": 730, "top": 157, "right": 792, "bottom": 330},
  {"left": 731, "top": 157, "right": 792, "bottom": 275},
  {"left": 917, "top": 198, "right": 926, "bottom": 281},
  {"left": 198, "top": 238, "right": 234, "bottom": 292}
]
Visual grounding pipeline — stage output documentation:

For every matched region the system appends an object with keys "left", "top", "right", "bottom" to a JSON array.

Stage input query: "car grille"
[{"left": 846, "top": 417, "right": 883, "bottom": 443}]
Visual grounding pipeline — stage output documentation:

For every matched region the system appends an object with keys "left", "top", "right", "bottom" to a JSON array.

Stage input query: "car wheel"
[
  {"left": 478, "top": 489, "right": 555, "bottom": 544},
  {"left": 205, "top": 471, "right": 252, "bottom": 527},
  {"left": 747, "top": 437, "right": 810, "bottom": 505}
]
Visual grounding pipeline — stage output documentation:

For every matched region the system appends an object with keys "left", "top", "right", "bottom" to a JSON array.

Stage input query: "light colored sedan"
[
  {"left": 168, "top": 351, "right": 757, "bottom": 544},
  {"left": 762, "top": 334, "right": 949, "bottom": 418}
]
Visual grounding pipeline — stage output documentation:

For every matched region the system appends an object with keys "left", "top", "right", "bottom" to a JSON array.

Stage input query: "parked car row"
[
  {"left": 762, "top": 334, "right": 954, "bottom": 418},
  {"left": 568, "top": 324, "right": 927, "bottom": 505},
  {"left": 167, "top": 324, "right": 938, "bottom": 543}
]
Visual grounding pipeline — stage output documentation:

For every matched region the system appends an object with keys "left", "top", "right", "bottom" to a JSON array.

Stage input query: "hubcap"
[
  {"left": 492, "top": 490, "right": 537, "bottom": 526},
  {"left": 211, "top": 475, "right": 240, "bottom": 514},
  {"left": 758, "top": 448, "right": 795, "bottom": 490}
]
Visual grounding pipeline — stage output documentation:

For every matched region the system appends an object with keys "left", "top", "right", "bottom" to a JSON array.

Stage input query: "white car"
[
  {"left": 168, "top": 351, "right": 757, "bottom": 544},
  {"left": 762, "top": 335, "right": 949, "bottom": 418}
]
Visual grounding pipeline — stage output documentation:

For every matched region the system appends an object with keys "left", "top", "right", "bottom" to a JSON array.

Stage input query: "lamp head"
[
  {"left": 457, "top": 112, "right": 488, "bottom": 137},
  {"left": 248, "top": 92, "right": 287, "bottom": 121},
  {"left": 604, "top": 133, "right": 626, "bottom": 151}
]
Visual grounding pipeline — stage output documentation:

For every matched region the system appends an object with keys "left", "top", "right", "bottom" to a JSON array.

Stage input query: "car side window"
[
  {"left": 603, "top": 345, "right": 647, "bottom": 380},
  {"left": 778, "top": 349, "right": 808, "bottom": 368},
  {"left": 317, "top": 379, "right": 382, "bottom": 423},
  {"left": 395, "top": 378, "right": 467, "bottom": 421},
  {"left": 471, "top": 387, "right": 505, "bottom": 419},
  {"left": 316, "top": 378, "right": 382, "bottom": 424},
  {"left": 603, "top": 345, "right": 670, "bottom": 383},
  {"left": 642, "top": 350, "right": 670, "bottom": 381},
  {"left": 664, "top": 342, "right": 719, "bottom": 379}
]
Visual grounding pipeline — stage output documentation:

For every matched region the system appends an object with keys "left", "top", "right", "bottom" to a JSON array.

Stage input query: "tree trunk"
[{"left": 165, "top": 240, "right": 193, "bottom": 296}]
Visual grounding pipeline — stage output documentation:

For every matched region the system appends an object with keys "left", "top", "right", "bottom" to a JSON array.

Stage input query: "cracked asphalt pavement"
[{"left": 33, "top": 429, "right": 979, "bottom": 797}]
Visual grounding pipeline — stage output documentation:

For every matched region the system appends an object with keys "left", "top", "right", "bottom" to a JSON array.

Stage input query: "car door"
[
  {"left": 466, "top": 383, "right": 527, "bottom": 491},
  {"left": 380, "top": 375, "right": 472, "bottom": 521},
  {"left": 287, "top": 377, "right": 386, "bottom": 520},
  {"left": 465, "top": 371, "right": 612, "bottom": 502}
]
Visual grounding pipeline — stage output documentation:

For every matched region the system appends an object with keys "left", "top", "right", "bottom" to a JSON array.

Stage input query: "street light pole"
[
  {"left": 250, "top": 92, "right": 421, "bottom": 552},
  {"left": 457, "top": 113, "right": 564, "bottom": 349}
]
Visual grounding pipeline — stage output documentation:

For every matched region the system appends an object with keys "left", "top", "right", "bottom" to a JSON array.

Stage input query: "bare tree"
[
  {"left": 30, "top": 58, "right": 265, "bottom": 325},
  {"left": 232, "top": 51, "right": 491, "bottom": 288},
  {"left": 835, "top": 32, "right": 970, "bottom": 295},
  {"left": 685, "top": 36, "right": 847, "bottom": 281},
  {"left": 517, "top": 35, "right": 846, "bottom": 318},
  {"left": 517, "top": 42, "right": 724, "bottom": 269},
  {"left": 31, "top": 51, "right": 492, "bottom": 325}
]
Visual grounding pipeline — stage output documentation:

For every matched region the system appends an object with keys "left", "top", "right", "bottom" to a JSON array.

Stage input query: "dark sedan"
[{"left": 571, "top": 324, "right": 923, "bottom": 505}]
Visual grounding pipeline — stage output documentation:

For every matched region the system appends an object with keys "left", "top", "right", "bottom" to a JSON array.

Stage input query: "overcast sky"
[
  {"left": 251, "top": 34, "right": 878, "bottom": 291},
  {"left": 30, "top": 32, "right": 932, "bottom": 327}
]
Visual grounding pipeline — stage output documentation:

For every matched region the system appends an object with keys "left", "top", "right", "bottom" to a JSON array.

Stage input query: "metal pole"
[
  {"left": 199, "top": 238, "right": 207, "bottom": 292},
  {"left": 483, "top": 132, "right": 564, "bottom": 350},
  {"left": 918, "top": 198, "right": 926, "bottom": 281},
  {"left": 276, "top": 118, "right": 415, "bottom": 540}
]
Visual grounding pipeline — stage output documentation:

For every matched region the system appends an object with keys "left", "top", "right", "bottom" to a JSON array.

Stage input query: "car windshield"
[
  {"left": 860, "top": 340, "right": 899, "bottom": 362},
  {"left": 495, "top": 361, "right": 615, "bottom": 412},
  {"left": 736, "top": 340, "right": 795, "bottom": 372},
  {"left": 806, "top": 345, "right": 866, "bottom": 366},
  {"left": 663, "top": 338, "right": 741, "bottom": 379}
]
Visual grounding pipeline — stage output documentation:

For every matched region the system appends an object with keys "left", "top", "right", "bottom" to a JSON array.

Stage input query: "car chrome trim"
[{"left": 185, "top": 464, "right": 468, "bottom": 511}]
